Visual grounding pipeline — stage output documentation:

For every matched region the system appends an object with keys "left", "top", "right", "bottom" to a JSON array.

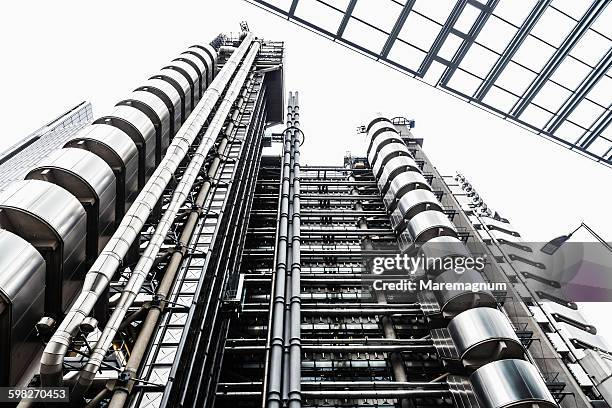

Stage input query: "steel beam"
[
  {"left": 580, "top": 108, "right": 612, "bottom": 151},
  {"left": 439, "top": 0, "right": 500, "bottom": 86},
  {"left": 336, "top": 0, "right": 358, "bottom": 39},
  {"left": 418, "top": 0, "right": 468, "bottom": 76},
  {"left": 381, "top": 0, "right": 416, "bottom": 58},
  {"left": 547, "top": 47, "right": 612, "bottom": 133},
  {"left": 474, "top": 0, "right": 552, "bottom": 101},
  {"left": 288, "top": 0, "right": 299, "bottom": 16}
]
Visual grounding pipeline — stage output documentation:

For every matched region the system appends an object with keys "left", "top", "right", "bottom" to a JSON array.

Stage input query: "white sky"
[{"left": 0, "top": 0, "right": 611, "bottom": 340}]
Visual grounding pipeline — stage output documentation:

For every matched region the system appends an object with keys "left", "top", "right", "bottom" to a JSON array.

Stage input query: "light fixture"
[{"left": 541, "top": 222, "right": 611, "bottom": 255}]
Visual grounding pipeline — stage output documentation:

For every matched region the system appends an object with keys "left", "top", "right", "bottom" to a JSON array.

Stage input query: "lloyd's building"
[{"left": 0, "top": 22, "right": 611, "bottom": 408}]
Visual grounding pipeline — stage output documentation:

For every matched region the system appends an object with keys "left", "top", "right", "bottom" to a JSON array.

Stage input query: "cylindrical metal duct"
[
  {"left": 0, "top": 180, "right": 87, "bottom": 316},
  {"left": 25, "top": 148, "right": 116, "bottom": 262},
  {"left": 383, "top": 171, "right": 430, "bottom": 210},
  {"left": 39, "top": 33, "right": 251, "bottom": 387},
  {"left": 0, "top": 229, "right": 46, "bottom": 386},
  {"left": 377, "top": 156, "right": 421, "bottom": 196},
  {"left": 433, "top": 269, "right": 497, "bottom": 318},
  {"left": 405, "top": 210, "right": 457, "bottom": 243},
  {"left": 64, "top": 124, "right": 139, "bottom": 220},
  {"left": 72, "top": 38, "right": 262, "bottom": 397},
  {"left": 371, "top": 142, "right": 412, "bottom": 178},
  {"left": 470, "top": 359, "right": 557, "bottom": 408},
  {"left": 448, "top": 308, "right": 524, "bottom": 368},
  {"left": 390, "top": 189, "right": 442, "bottom": 232}
]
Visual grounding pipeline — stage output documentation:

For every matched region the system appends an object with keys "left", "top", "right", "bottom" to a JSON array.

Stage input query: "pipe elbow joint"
[{"left": 40, "top": 341, "right": 70, "bottom": 386}]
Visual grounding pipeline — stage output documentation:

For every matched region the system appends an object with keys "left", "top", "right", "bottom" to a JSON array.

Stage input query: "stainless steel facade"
[{"left": 0, "top": 25, "right": 610, "bottom": 408}]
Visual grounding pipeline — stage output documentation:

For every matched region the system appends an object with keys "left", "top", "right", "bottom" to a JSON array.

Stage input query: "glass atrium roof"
[{"left": 246, "top": 0, "right": 612, "bottom": 167}]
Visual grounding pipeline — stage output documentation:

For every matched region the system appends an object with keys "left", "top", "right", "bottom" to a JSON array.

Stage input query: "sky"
[{"left": 0, "top": 0, "right": 611, "bottom": 339}]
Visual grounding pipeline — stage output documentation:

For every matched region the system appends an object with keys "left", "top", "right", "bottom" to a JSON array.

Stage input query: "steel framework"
[
  {"left": 2, "top": 25, "right": 612, "bottom": 408},
  {"left": 245, "top": 0, "right": 612, "bottom": 167}
]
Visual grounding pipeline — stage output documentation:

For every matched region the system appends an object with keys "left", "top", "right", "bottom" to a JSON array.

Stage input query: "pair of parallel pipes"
[
  {"left": 106, "top": 43, "right": 261, "bottom": 408},
  {"left": 265, "top": 92, "right": 302, "bottom": 408},
  {"left": 36, "top": 32, "right": 259, "bottom": 404}
]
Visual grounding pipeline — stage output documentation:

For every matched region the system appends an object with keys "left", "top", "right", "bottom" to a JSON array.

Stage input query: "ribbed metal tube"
[
  {"left": 366, "top": 116, "right": 550, "bottom": 404},
  {"left": 39, "top": 32, "right": 254, "bottom": 387},
  {"left": 266, "top": 91, "right": 302, "bottom": 408},
  {"left": 107, "top": 82, "right": 254, "bottom": 408},
  {"left": 72, "top": 38, "right": 261, "bottom": 397},
  {"left": 265, "top": 97, "right": 293, "bottom": 408},
  {"left": 288, "top": 92, "right": 302, "bottom": 408}
]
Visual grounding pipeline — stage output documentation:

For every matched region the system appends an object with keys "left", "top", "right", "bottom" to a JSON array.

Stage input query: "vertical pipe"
[
  {"left": 40, "top": 32, "right": 254, "bottom": 388},
  {"left": 75, "top": 41, "right": 262, "bottom": 399},
  {"left": 266, "top": 91, "right": 302, "bottom": 408},
  {"left": 105, "top": 40, "right": 260, "bottom": 408},
  {"left": 266, "top": 94, "right": 293, "bottom": 407},
  {"left": 288, "top": 91, "right": 302, "bottom": 408},
  {"left": 282, "top": 92, "right": 296, "bottom": 403}
]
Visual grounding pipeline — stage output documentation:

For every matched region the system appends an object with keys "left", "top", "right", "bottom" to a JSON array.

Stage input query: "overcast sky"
[{"left": 0, "top": 0, "right": 611, "bottom": 340}]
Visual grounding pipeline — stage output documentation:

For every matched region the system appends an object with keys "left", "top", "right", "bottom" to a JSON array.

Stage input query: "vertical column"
[
  {"left": 288, "top": 92, "right": 302, "bottom": 408},
  {"left": 266, "top": 91, "right": 302, "bottom": 408}
]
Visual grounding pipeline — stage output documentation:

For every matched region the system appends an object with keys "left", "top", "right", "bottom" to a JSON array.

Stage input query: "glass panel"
[
  {"left": 295, "top": 0, "right": 344, "bottom": 33},
  {"left": 494, "top": 61, "right": 537, "bottom": 96},
  {"left": 476, "top": 15, "right": 517, "bottom": 54},
  {"left": 493, "top": 0, "right": 539, "bottom": 27},
  {"left": 460, "top": 43, "right": 501, "bottom": 78},
  {"left": 570, "top": 30, "right": 612, "bottom": 67},
  {"left": 412, "top": 0, "right": 457, "bottom": 22},
  {"left": 530, "top": 8, "right": 575, "bottom": 48},
  {"left": 567, "top": 100, "right": 607, "bottom": 128},
  {"left": 454, "top": 3, "right": 481, "bottom": 34},
  {"left": 438, "top": 33, "right": 464, "bottom": 61},
  {"left": 483, "top": 86, "right": 519, "bottom": 111},
  {"left": 343, "top": 17, "right": 388, "bottom": 52},
  {"left": 551, "top": 0, "right": 591, "bottom": 20},
  {"left": 399, "top": 11, "right": 443, "bottom": 51},
  {"left": 447, "top": 69, "right": 482, "bottom": 95},
  {"left": 388, "top": 41, "right": 427, "bottom": 71},
  {"left": 532, "top": 81, "right": 571, "bottom": 112},
  {"left": 352, "top": 0, "right": 403, "bottom": 33},
  {"left": 550, "top": 57, "right": 590, "bottom": 91},
  {"left": 512, "top": 35, "right": 556, "bottom": 72},
  {"left": 555, "top": 120, "right": 586, "bottom": 142},
  {"left": 520, "top": 103, "right": 554, "bottom": 127}
]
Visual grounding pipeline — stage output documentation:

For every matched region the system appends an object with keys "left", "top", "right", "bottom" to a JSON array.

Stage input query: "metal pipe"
[
  {"left": 226, "top": 344, "right": 435, "bottom": 352},
  {"left": 245, "top": 302, "right": 418, "bottom": 309},
  {"left": 243, "top": 308, "right": 422, "bottom": 316},
  {"left": 227, "top": 337, "right": 431, "bottom": 345},
  {"left": 73, "top": 39, "right": 262, "bottom": 398},
  {"left": 219, "top": 390, "right": 449, "bottom": 399},
  {"left": 302, "top": 381, "right": 447, "bottom": 390},
  {"left": 106, "top": 44, "right": 261, "bottom": 408},
  {"left": 264, "top": 91, "right": 293, "bottom": 408},
  {"left": 288, "top": 92, "right": 302, "bottom": 408},
  {"left": 281, "top": 146, "right": 294, "bottom": 403},
  {"left": 40, "top": 33, "right": 255, "bottom": 387},
  {"left": 84, "top": 387, "right": 111, "bottom": 408},
  {"left": 281, "top": 93, "right": 299, "bottom": 401},
  {"left": 220, "top": 381, "right": 446, "bottom": 390},
  {"left": 300, "top": 390, "right": 448, "bottom": 398}
]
